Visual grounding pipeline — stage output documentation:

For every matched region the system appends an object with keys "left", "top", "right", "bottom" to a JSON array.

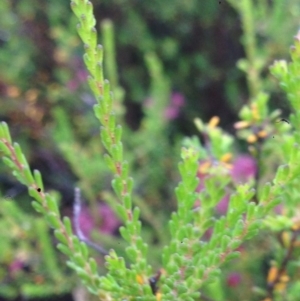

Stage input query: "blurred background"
[{"left": 0, "top": 0, "right": 299, "bottom": 300}]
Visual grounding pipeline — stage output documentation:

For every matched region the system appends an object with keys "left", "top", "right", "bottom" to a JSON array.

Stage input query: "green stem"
[{"left": 240, "top": 0, "right": 260, "bottom": 97}]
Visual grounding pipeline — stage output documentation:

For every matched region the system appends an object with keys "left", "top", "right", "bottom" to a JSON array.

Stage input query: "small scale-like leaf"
[
  {"left": 2, "top": 156, "right": 15, "bottom": 169},
  {"left": 54, "top": 230, "right": 69, "bottom": 245},
  {"left": 73, "top": 253, "right": 86, "bottom": 267},
  {"left": 57, "top": 243, "right": 73, "bottom": 257},
  {"left": 31, "top": 200, "right": 46, "bottom": 214},
  {"left": 1, "top": 122, "right": 12, "bottom": 144},
  {"left": 111, "top": 176, "right": 123, "bottom": 199},
  {"left": 123, "top": 193, "right": 131, "bottom": 210},
  {"left": 115, "top": 204, "right": 128, "bottom": 222},
  {"left": 114, "top": 125, "right": 122, "bottom": 143},
  {"left": 121, "top": 160, "right": 129, "bottom": 179},
  {"left": 80, "top": 242, "right": 89, "bottom": 260},
  {"left": 46, "top": 194, "right": 60, "bottom": 216},
  {"left": 95, "top": 44, "right": 103, "bottom": 62},
  {"left": 126, "top": 177, "right": 134, "bottom": 195},
  {"left": 63, "top": 217, "right": 73, "bottom": 237},
  {"left": 46, "top": 212, "right": 61, "bottom": 229},
  {"left": 126, "top": 246, "right": 138, "bottom": 262},
  {"left": 132, "top": 206, "right": 140, "bottom": 223},
  {"left": 103, "top": 153, "right": 115, "bottom": 172},
  {"left": 33, "top": 170, "right": 44, "bottom": 192},
  {"left": 23, "top": 166, "right": 35, "bottom": 185},
  {"left": 28, "top": 187, "right": 44, "bottom": 203},
  {"left": 89, "top": 257, "right": 99, "bottom": 275},
  {"left": 119, "top": 226, "right": 130, "bottom": 242},
  {"left": 0, "top": 140, "right": 10, "bottom": 156}
]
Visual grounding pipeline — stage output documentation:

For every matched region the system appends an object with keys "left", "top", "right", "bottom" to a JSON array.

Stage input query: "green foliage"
[
  {"left": 0, "top": 197, "right": 74, "bottom": 299},
  {"left": 1, "top": 0, "right": 300, "bottom": 300}
]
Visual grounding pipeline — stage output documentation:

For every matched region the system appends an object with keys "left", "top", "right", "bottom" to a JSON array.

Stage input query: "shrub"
[{"left": 1, "top": 0, "right": 300, "bottom": 300}]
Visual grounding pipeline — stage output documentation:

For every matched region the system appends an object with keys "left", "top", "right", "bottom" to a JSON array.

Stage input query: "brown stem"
[{"left": 266, "top": 229, "right": 299, "bottom": 298}]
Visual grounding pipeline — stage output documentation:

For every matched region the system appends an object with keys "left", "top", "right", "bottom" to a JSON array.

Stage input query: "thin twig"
[
  {"left": 73, "top": 187, "right": 109, "bottom": 256},
  {"left": 266, "top": 229, "right": 299, "bottom": 298}
]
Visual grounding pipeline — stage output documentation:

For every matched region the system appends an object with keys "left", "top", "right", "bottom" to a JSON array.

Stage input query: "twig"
[
  {"left": 73, "top": 187, "right": 109, "bottom": 256},
  {"left": 199, "top": 293, "right": 217, "bottom": 301},
  {"left": 266, "top": 229, "right": 299, "bottom": 298}
]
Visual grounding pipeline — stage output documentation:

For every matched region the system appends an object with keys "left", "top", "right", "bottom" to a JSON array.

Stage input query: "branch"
[{"left": 73, "top": 187, "right": 109, "bottom": 256}]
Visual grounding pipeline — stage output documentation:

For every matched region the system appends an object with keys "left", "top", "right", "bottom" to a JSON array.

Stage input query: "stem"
[
  {"left": 73, "top": 187, "right": 109, "bottom": 256},
  {"left": 240, "top": 0, "right": 260, "bottom": 97}
]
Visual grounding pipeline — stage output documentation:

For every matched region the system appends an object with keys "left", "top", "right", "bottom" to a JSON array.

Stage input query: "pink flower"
[
  {"left": 231, "top": 155, "right": 257, "bottom": 183},
  {"left": 9, "top": 259, "right": 24, "bottom": 274},
  {"left": 216, "top": 194, "right": 230, "bottom": 215},
  {"left": 227, "top": 272, "right": 241, "bottom": 287},
  {"left": 67, "top": 57, "right": 88, "bottom": 91},
  {"left": 143, "top": 92, "right": 185, "bottom": 120},
  {"left": 78, "top": 203, "right": 121, "bottom": 238},
  {"left": 67, "top": 79, "right": 79, "bottom": 91},
  {"left": 196, "top": 155, "right": 257, "bottom": 215},
  {"left": 76, "top": 69, "right": 88, "bottom": 82},
  {"left": 164, "top": 106, "right": 180, "bottom": 120},
  {"left": 171, "top": 92, "right": 185, "bottom": 107},
  {"left": 164, "top": 92, "right": 185, "bottom": 120},
  {"left": 144, "top": 97, "right": 153, "bottom": 109}
]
